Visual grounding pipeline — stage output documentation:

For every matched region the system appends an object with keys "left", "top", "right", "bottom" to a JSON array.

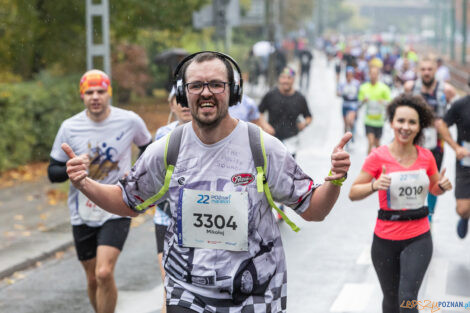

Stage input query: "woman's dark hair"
[{"left": 386, "top": 93, "right": 434, "bottom": 145}]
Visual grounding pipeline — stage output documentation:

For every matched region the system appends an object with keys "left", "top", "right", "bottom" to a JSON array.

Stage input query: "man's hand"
[
  {"left": 373, "top": 165, "right": 391, "bottom": 191},
  {"left": 325, "top": 132, "right": 352, "bottom": 181},
  {"left": 263, "top": 123, "right": 275, "bottom": 135},
  {"left": 456, "top": 146, "right": 470, "bottom": 160},
  {"left": 61, "top": 143, "right": 90, "bottom": 189},
  {"left": 297, "top": 121, "right": 308, "bottom": 131}
]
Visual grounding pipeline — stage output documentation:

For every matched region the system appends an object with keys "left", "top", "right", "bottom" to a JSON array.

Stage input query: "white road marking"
[
  {"left": 115, "top": 284, "right": 163, "bottom": 313},
  {"left": 424, "top": 257, "right": 448, "bottom": 297},
  {"left": 329, "top": 283, "right": 374, "bottom": 312},
  {"left": 356, "top": 245, "right": 372, "bottom": 265}
]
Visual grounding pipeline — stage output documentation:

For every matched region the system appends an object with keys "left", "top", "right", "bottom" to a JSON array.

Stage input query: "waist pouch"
[{"left": 378, "top": 206, "right": 429, "bottom": 221}]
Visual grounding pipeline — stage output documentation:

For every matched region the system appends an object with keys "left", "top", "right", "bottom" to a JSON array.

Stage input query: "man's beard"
[
  {"left": 422, "top": 76, "right": 435, "bottom": 88},
  {"left": 280, "top": 85, "right": 292, "bottom": 94},
  {"left": 192, "top": 103, "right": 228, "bottom": 130}
]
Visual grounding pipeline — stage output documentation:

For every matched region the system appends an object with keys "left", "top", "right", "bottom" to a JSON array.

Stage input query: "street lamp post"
[
  {"left": 462, "top": 0, "right": 467, "bottom": 65},
  {"left": 85, "top": 0, "right": 111, "bottom": 77},
  {"left": 451, "top": 0, "right": 456, "bottom": 61}
]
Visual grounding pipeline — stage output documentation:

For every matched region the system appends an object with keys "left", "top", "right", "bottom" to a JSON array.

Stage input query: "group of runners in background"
[{"left": 328, "top": 35, "right": 470, "bottom": 313}]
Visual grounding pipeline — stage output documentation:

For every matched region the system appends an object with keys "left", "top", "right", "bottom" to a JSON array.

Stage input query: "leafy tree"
[{"left": 0, "top": 0, "right": 208, "bottom": 80}]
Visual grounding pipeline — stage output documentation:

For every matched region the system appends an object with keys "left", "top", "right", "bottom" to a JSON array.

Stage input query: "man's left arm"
[
  {"left": 298, "top": 96, "right": 313, "bottom": 131},
  {"left": 252, "top": 115, "right": 275, "bottom": 135},
  {"left": 132, "top": 113, "right": 153, "bottom": 157},
  {"left": 444, "top": 83, "right": 457, "bottom": 104},
  {"left": 301, "top": 132, "right": 352, "bottom": 221}
]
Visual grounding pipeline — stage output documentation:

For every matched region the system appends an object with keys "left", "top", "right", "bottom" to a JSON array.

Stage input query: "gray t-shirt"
[
  {"left": 50, "top": 106, "right": 151, "bottom": 226},
  {"left": 119, "top": 121, "right": 318, "bottom": 312}
]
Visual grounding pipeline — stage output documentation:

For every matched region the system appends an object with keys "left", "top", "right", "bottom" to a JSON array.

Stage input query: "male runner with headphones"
[{"left": 61, "top": 52, "right": 352, "bottom": 313}]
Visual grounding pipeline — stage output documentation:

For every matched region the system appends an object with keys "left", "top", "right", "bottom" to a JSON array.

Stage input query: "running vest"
[
  {"left": 135, "top": 123, "right": 300, "bottom": 232},
  {"left": 412, "top": 80, "right": 447, "bottom": 117}
]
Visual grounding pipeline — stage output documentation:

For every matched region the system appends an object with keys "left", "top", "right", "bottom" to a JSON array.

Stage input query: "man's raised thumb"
[
  {"left": 61, "top": 143, "right": 77, "bottom": 159},
  {"left": 382, "top": 165, "right": 386, "bottom": 175}
]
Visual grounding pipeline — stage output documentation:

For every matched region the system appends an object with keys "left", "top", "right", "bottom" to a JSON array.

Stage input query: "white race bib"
[
  {"left": 387, "top": 169, "right": 429, "bottom": 210},
  {"left": 461, "top": 141, "right": 470, "bottom": 167},
  {"left": 422, "top": 127, "right": 438, "bottom": 150},
  {"left": 178, "top": 189, "right": 248, "bottom": 251},
  {"left": 77, "top": 192, "right": 113, "bottom": 223},
  {"left": 366, "top": 100, "right": 383, "bottom": 118}
]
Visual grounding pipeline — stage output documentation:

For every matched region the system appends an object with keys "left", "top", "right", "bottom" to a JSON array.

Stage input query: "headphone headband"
[
  {"left": 173, "top": 51, "right": 243, "bottom": 107},
  {"left": 173, "top": 51, "right": 242, "bottom": 82}
]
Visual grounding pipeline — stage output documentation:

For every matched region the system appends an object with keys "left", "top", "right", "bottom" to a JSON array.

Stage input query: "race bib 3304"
[{"left": 177, "top": 189, "right": 248, "bottom": 251}]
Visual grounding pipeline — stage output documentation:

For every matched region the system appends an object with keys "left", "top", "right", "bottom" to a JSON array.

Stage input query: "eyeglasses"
[{"left": 185, "top": 81, "right": 230, "bottom": 95}]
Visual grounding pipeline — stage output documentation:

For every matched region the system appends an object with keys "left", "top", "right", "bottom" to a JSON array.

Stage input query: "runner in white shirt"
[
  {"left": 60, "top": 52, "right": 352, "bottom": 313},
  {"left": 48, "top": 69, "right": 152, "bottom": 313},
  {"left": 154, "top": 87, "right": 192, "bottom": 313}
]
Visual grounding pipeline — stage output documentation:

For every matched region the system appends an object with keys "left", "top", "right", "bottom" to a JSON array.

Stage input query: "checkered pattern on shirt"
[{"left": 165, "top": 273, "right": 287, "bottom": 313}]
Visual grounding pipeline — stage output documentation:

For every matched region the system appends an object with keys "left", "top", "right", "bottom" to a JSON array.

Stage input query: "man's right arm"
[
  {"left": 439, "top": 104, "right": 470, "bottom": 160},
  {"left": 77, "top": 177, "right": 137, "bottom": 217},
  {"left": 62, "top": 143, "right": 137, "bottom": 217}
]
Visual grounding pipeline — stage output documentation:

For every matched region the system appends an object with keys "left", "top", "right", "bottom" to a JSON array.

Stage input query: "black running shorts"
[
  {"left": 72, "top": 218, "right": 131, "bottom": 261},
  {"left": 456, "top": 166, "right": 470, "bottom": 199},
  {"left": 365, "top": 125, "right": 383, "bottom": 139}
]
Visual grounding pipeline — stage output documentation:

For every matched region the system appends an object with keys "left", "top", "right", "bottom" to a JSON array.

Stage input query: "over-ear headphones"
[{"left": 173, "top": 51, "right": 243, "bottom": 107}]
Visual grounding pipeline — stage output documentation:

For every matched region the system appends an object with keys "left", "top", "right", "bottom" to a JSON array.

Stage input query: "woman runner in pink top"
[{"left": 349, "top": 93, "right": 452, "bottom": 313}]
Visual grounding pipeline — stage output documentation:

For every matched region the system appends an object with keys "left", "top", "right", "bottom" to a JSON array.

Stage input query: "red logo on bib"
[{"left": 231, "top": 173, "right": 255, "bottom": 186}]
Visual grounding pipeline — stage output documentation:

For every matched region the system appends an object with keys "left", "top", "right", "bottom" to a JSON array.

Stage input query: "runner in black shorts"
[
  {"left": 48, "top": 69, "right": 152, "bottom": 313},
  {"left": 73, "top": 218, "right": 131, "bottom": 261},
  {"left": 438, "top": 91, "right": 470, "bottom": 238}
]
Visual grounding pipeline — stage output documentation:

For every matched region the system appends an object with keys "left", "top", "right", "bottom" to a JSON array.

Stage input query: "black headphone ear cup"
[
  {"left": 175, "top": 84, "right": 188, "bottom": 107},
  {"left": 230, "top": 84, "right": 240, "bottom": 106}
]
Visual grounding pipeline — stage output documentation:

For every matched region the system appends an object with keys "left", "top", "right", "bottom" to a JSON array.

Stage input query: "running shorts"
[
  {"left": 342, "top": 106, "right": 357, "bottom": 117},
  {"left": 335, "top": 64, "right": 341, "bottom": 74},
  {"left": 456, "top": 166, "right": 470, "bottom": 199},
  {"left": 365, "top": 125, "right": 383, "bottom": 139},
  {"left": 154, "top": 223, "right": 168, "bottom": 254},
  {"left": 72, "top": 218, "right": 131, "bottom": 261}
]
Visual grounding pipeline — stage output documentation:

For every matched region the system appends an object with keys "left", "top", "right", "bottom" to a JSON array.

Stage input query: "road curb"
[{"left": 0, "top": 240, "right": 74, "bottom": 280}]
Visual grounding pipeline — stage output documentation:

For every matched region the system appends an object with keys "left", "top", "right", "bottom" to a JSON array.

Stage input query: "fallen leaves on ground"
[
  {"left": 130, "top": 215, "right": 146, "bottom": 228},
  {"left": 13, "top": 224, "right": 25, "bottom": 230},
  {"left": 37, "top": 223, "right": 48, "bottom": 232},
  {"left": 3, "top": 231, "right": 15, "bottom": 238},
  {"left": 4, "top": 278, "right": 15, "bottom": 285},
  {"left": 0, "top": 162, "right": 48, "bottom": 188},
  {"left": 39, "top": 213, "right": 50, "bottom": 221},
  {"left": 14, "top": 215, "right": 24, "bottom": 221},
  {"left": 55, "top": 251, "right": 65, "bottom": 259},
  {"left": 46, "top": 189, "right": 67, "bottom": 206},
  {"left": 12, "top": 272, "right": 25, "bottom": 280}
]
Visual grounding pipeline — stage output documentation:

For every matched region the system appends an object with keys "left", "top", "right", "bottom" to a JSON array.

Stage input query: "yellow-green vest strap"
[{"left": 135, "top": 165, "right": 175, "bottom": 211}]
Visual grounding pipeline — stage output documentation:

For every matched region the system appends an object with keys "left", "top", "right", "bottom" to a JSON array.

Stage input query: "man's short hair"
[
  {"left": 180, "top": 52, "right": 234, "bottom": 86},
  {"left": 420, "top": 54, "right": 437, "bottom": 65}
]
